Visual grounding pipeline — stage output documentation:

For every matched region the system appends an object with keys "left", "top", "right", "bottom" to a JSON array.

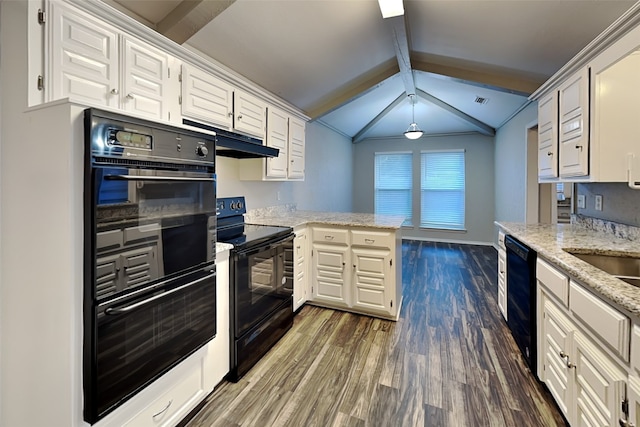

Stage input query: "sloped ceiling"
[{"left": 110, "top": 0, "right": 635, "bottom": 141}]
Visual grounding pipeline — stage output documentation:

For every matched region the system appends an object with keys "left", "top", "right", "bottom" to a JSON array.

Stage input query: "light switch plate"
[
  {"left": 577, "top": 194, "right": 586, "bottom": 209},
  {"left": 595, "top": 195, "right": 603, "bottom": 211}
]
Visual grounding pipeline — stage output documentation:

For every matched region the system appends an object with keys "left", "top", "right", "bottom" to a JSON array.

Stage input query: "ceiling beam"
[
  {"left": 157, "top": 0, "right": 237, "bottom": 45},
  {"left": 416, "top": 88, "right": 495, "bottom": 136},
  {"left": 412, "top": 53, "right": 543, "bottom": 96},
  {"left": 385, "top": 15, "right": 415, "bottom": 96},
  {"left": 306, "top": 60, "right": 399, "bottom": 119},
  {"left": 352, "top": 92, "right": 406, "bottom": 144}
]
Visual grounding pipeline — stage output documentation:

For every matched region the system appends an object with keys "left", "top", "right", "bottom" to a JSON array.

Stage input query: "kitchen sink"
[{"left": 566, "top": 251, "right": 640, "bottom": 287}]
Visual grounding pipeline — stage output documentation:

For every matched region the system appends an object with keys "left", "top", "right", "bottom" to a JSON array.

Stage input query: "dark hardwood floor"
[{"left": 187, "top": 241, "right": 566, "bottom": 427}]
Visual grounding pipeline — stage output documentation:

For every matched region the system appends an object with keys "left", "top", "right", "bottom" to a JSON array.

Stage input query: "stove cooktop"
[{"left": 218, "top": 223, "right": 293, "bottom": 249}]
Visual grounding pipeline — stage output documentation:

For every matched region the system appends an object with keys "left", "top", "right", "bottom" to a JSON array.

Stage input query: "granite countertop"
[
  {"left": 215, "top": 242, "right": 233, "bottom": 254},
  {"left": 496, "top": 222, "right": 640, "bottom": 318},
  {"left": 246, "top": 210, "right": 406, "bottom": 230}
]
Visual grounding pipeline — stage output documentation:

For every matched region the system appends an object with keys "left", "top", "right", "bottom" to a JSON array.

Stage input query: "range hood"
[{"left": 183, "top": 119, "right": 279, "bottom": 159}]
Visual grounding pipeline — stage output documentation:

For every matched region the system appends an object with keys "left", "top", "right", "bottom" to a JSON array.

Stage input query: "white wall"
[
  {"left": 494, "top": 103, "right": 537, "bottom": 223},
  {"left": 352, "top": 134, "right": 495, "bottom": 245},
  {"left": 217, "top": 121, "right": 353, "bottom": 212},
  {"left": 0, "top": 2, "right": 3, "bottom": 422}
]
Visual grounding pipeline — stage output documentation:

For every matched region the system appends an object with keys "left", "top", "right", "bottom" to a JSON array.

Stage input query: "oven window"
[
  {"left": 234, "top": 243, "right": 292, "bottom": 336},
  {"left": 93, "top": 166, "right": 216, "bottom": 299}
]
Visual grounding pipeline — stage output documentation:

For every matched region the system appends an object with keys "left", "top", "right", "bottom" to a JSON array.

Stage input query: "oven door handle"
[
  {"left": 104, "top": 272, "right": 215, "bottom": 315},
  {"left": 235, "top": 234, "right": 293, "bottom": 259},
  {"left": 105, "top": 174, "right": 215, "bottom": 182}
]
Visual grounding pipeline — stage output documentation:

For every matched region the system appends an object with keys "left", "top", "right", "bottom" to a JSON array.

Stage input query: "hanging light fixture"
[{"left": 404, "top": 94, "right": 423, "bottom": 140}]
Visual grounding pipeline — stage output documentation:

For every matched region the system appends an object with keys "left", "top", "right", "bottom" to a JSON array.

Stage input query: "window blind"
[
  {"left": 420, "top": 150, "right": 465, "bottom": 230},
  {"left": 375, "top": 152, "right": 412, "bottom": 224}
]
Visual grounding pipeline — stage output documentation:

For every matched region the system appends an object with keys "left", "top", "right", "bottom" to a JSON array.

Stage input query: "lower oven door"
[
  {"left": 84, "top": 267, "right": 216, "bottom": 423},
  {"left": 233, "top": 234, "right": 294, "bottom": 337}
]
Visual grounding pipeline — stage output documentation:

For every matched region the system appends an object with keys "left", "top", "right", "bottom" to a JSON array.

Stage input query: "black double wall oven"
[{"left": 83, "top": 109, "right": 217, "bottom": 423}]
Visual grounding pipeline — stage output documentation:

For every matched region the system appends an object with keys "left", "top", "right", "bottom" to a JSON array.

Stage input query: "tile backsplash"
[{"left": 576, "top": 183, "right": 640, "bottom": 227}]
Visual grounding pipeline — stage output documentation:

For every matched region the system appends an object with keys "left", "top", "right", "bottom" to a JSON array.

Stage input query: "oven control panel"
[{"left": 217, "top": 196, "right": 246, "bottom": 218}]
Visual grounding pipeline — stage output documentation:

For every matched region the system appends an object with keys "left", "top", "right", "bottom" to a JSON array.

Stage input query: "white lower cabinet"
[
  {"left": 628, "top": 375, "right": 640, "bottom": 427},
  {"left": 293, "top": 228, "right": 308, "bottom": 311},
  {"left": 309, "top": 226, "right": 401, "bottom": 320},
  {"left": 537, "top": 260, "right": 631, "bottom": 427}
]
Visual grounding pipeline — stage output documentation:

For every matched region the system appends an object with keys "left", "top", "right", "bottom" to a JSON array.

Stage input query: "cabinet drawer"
[
  {"left": 123, "top": 363, "right": 204, "bottom": 427},
  {"left": 97, "top": 229, "right": 123, "bottom": 252},
  {"left": 312, "top": 227, "right": 348, "bottom": 245},
  {"left": 632, "top": 324, "right": 640, "bottom": 373},
  {"left": 537, "top": 259, "right": 569, "bottom": 306},
  {"left": 124, "top": 223, "right": 160, "bottom": 244},
  {"left": 350, "top": 229, "right": 393, "bottom": 248},
  {"left": 569, "top": 280, "right": 630, "bottom": 360}
]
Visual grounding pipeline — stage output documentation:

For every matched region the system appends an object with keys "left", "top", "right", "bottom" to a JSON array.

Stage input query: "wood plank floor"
[{"left": 187, "top": 241, "right": 567, "bottom": 427}]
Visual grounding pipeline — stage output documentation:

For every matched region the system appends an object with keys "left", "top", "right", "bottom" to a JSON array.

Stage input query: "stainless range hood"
[{"left": 183, "top": 119, "right": 279, "bottom": 159}]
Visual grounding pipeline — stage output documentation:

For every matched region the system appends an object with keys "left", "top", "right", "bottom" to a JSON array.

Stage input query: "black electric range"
[{"left": 216, "top": 196, "right": 294, "bottom": 381}]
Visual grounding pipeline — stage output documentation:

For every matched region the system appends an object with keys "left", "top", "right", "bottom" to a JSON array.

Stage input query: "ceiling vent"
[{"left": 474, "top": 96, "right": 489, "bottom": 105}]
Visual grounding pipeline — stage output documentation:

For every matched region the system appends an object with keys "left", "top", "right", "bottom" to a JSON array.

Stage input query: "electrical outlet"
[
  {"left": 577, "top": 194, "right": 586, "bottom": 209},
  {"left": 595, "top": 195, "right": 603, "bottom": 211}
]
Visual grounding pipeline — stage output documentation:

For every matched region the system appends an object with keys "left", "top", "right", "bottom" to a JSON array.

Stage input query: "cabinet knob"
[
  {"left": 559, "top": 350, "right": 568, "bottom": 359},
  {"left": 547, "top": 151, "right": 553, "bottom": 156},
  {"left": 110, "top": 88, "right": 119, "bottom": 95},
  {"left": 126, "top": 93, "right": 135, "bottom": 100},
  {"left": 567, "top": 361, "right": 576, "bottom": 369},
  {"left": 575, "top": 144, "right": 583, "bottom": 150},
  {"left": 228, "top": 112, "right": 233, "bottom": 117},
  {"left": 237, "top": 114, "right": 243, "bottom": 121}
]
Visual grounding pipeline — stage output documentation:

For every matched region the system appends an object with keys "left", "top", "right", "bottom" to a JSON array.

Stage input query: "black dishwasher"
[{"left": 505, "top": 235, "right": 537, "bottom": 378}]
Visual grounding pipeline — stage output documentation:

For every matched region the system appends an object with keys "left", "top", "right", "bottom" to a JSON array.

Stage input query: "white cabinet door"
[
  {"left": 540, "top": 293, "right": 574, "bottom": 420},
  {"left": 265, "top": 107, "right": 289, "bottom": 179},
  {"left": 48, "top": 1, "right": 119, "bottom": 108},
  {"left": 181, "top": 63, "right": 233, "bottom": 128},
  {"left": 538, "top": 91, "right": 558, "bottom": 179},
  {"left": 351, "top": 247, "right": 392, "bottom": 316},
  {"left": 312, "top": 243, "right": 350, "bottom": 308},
  {"left": 293, "top": 230, "right": 308, "bottom": 312},
  {"left": 288, "top": 117, "right": 305, "bottom": 180},
  {"left": 558, "top": 67, "right": 590, "bottom": 177},
  {"left": 497, "top": 249, "right": 507, "bottom": 321},
  {"left": 629, "top": 375, "right": 640, "bottom": 427},
  {"left": 573, "top": 331, "right": 627, "bottom": 427},
  {"left": 234, "top": 90, "right": 266, "bottom": 139},
  {"left": 121, "top": 36, "right": 173, "bottom": 121}
]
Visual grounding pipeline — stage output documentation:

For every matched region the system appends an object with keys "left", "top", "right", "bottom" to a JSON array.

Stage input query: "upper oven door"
[
  {"left": 92, "top": 165, "right": 216, "bottom": 301},
  {"left": 233, "top": 234, "right": 294, "bottom": 337}
]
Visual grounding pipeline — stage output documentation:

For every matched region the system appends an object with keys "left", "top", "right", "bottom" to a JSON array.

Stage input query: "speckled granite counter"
[
  {"left": 496, "top": 222, "right": 640, "bottom": 318},
  {"left": 245, "top": 210, "right": 406, "bottom": 230}
]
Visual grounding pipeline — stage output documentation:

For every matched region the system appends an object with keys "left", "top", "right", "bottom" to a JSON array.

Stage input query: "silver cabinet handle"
[
  {"left": 325, "top": 235, "right": 334, "bottom": 240},
  {"left": 152, "top": 399, "right": 172, "bottom": 418},
  {"left": 126, "top": 93, "right": 135, "bottom": 99},
  {"left": 567, "top": 361, "right": 576, "bottom": 369},
  {"left": 237, "top": 114, "right": 243, "bottom": 120},
  {"left": 559, "top": 351, "right": 568, "bottom": 359},
  {"left": 110, "top": 88, "right": 119, "bottom": 95},
  {"left": 365, "top": 238, "right": 375, "bottom": 244},
  {"left": 547, "top": 151, "right": 553, "bottom": 156}
]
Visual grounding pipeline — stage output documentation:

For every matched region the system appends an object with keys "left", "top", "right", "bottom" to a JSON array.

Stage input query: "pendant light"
[{"left": 404, "top": 94, "right": 423, "bottom": 140}]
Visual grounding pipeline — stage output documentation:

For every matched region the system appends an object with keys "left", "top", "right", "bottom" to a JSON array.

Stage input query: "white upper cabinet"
[
  {"left": 537, "top": 91, "right": 558, "bottom": 179},
  {"left": 233, "top": 89, "right": 266, "bottom": 139},
  {"left": 265, "top": 107, "right": 289, "bottom": 179},
  {"left": 180, "top": 63, "right": 233, "bottom": 129},
  {"left": 48, "top": 1, "right": 119, "bottom": 108},
  {"left": 47, "top": 1, "right": 179, "bottom": 122},
  {"left": 558, "top": 67, "right": 590, "bottom": 177},
  {"left": 121, "top": 36, "right": 177, "bottom": 121},
  {"left": 288, "top": 117, "right": 306, "bottom": 179}
]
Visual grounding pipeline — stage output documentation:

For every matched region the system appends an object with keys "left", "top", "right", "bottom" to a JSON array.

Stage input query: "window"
[
  {"left": 420, "top": 150, "right": 465, "bottom": 230},
  {"left": 374, "top": 152, "right": 412, "bottom": 225}
]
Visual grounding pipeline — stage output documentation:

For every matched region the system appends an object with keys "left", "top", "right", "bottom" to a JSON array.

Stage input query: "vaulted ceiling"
[{"left": 107, "top": 0, "right": 635, "bottom": 141}]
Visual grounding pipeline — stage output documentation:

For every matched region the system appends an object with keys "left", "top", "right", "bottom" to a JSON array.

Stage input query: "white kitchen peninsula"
[{"left": 246, "top": 209, "right": 405, "bottom": 320}]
